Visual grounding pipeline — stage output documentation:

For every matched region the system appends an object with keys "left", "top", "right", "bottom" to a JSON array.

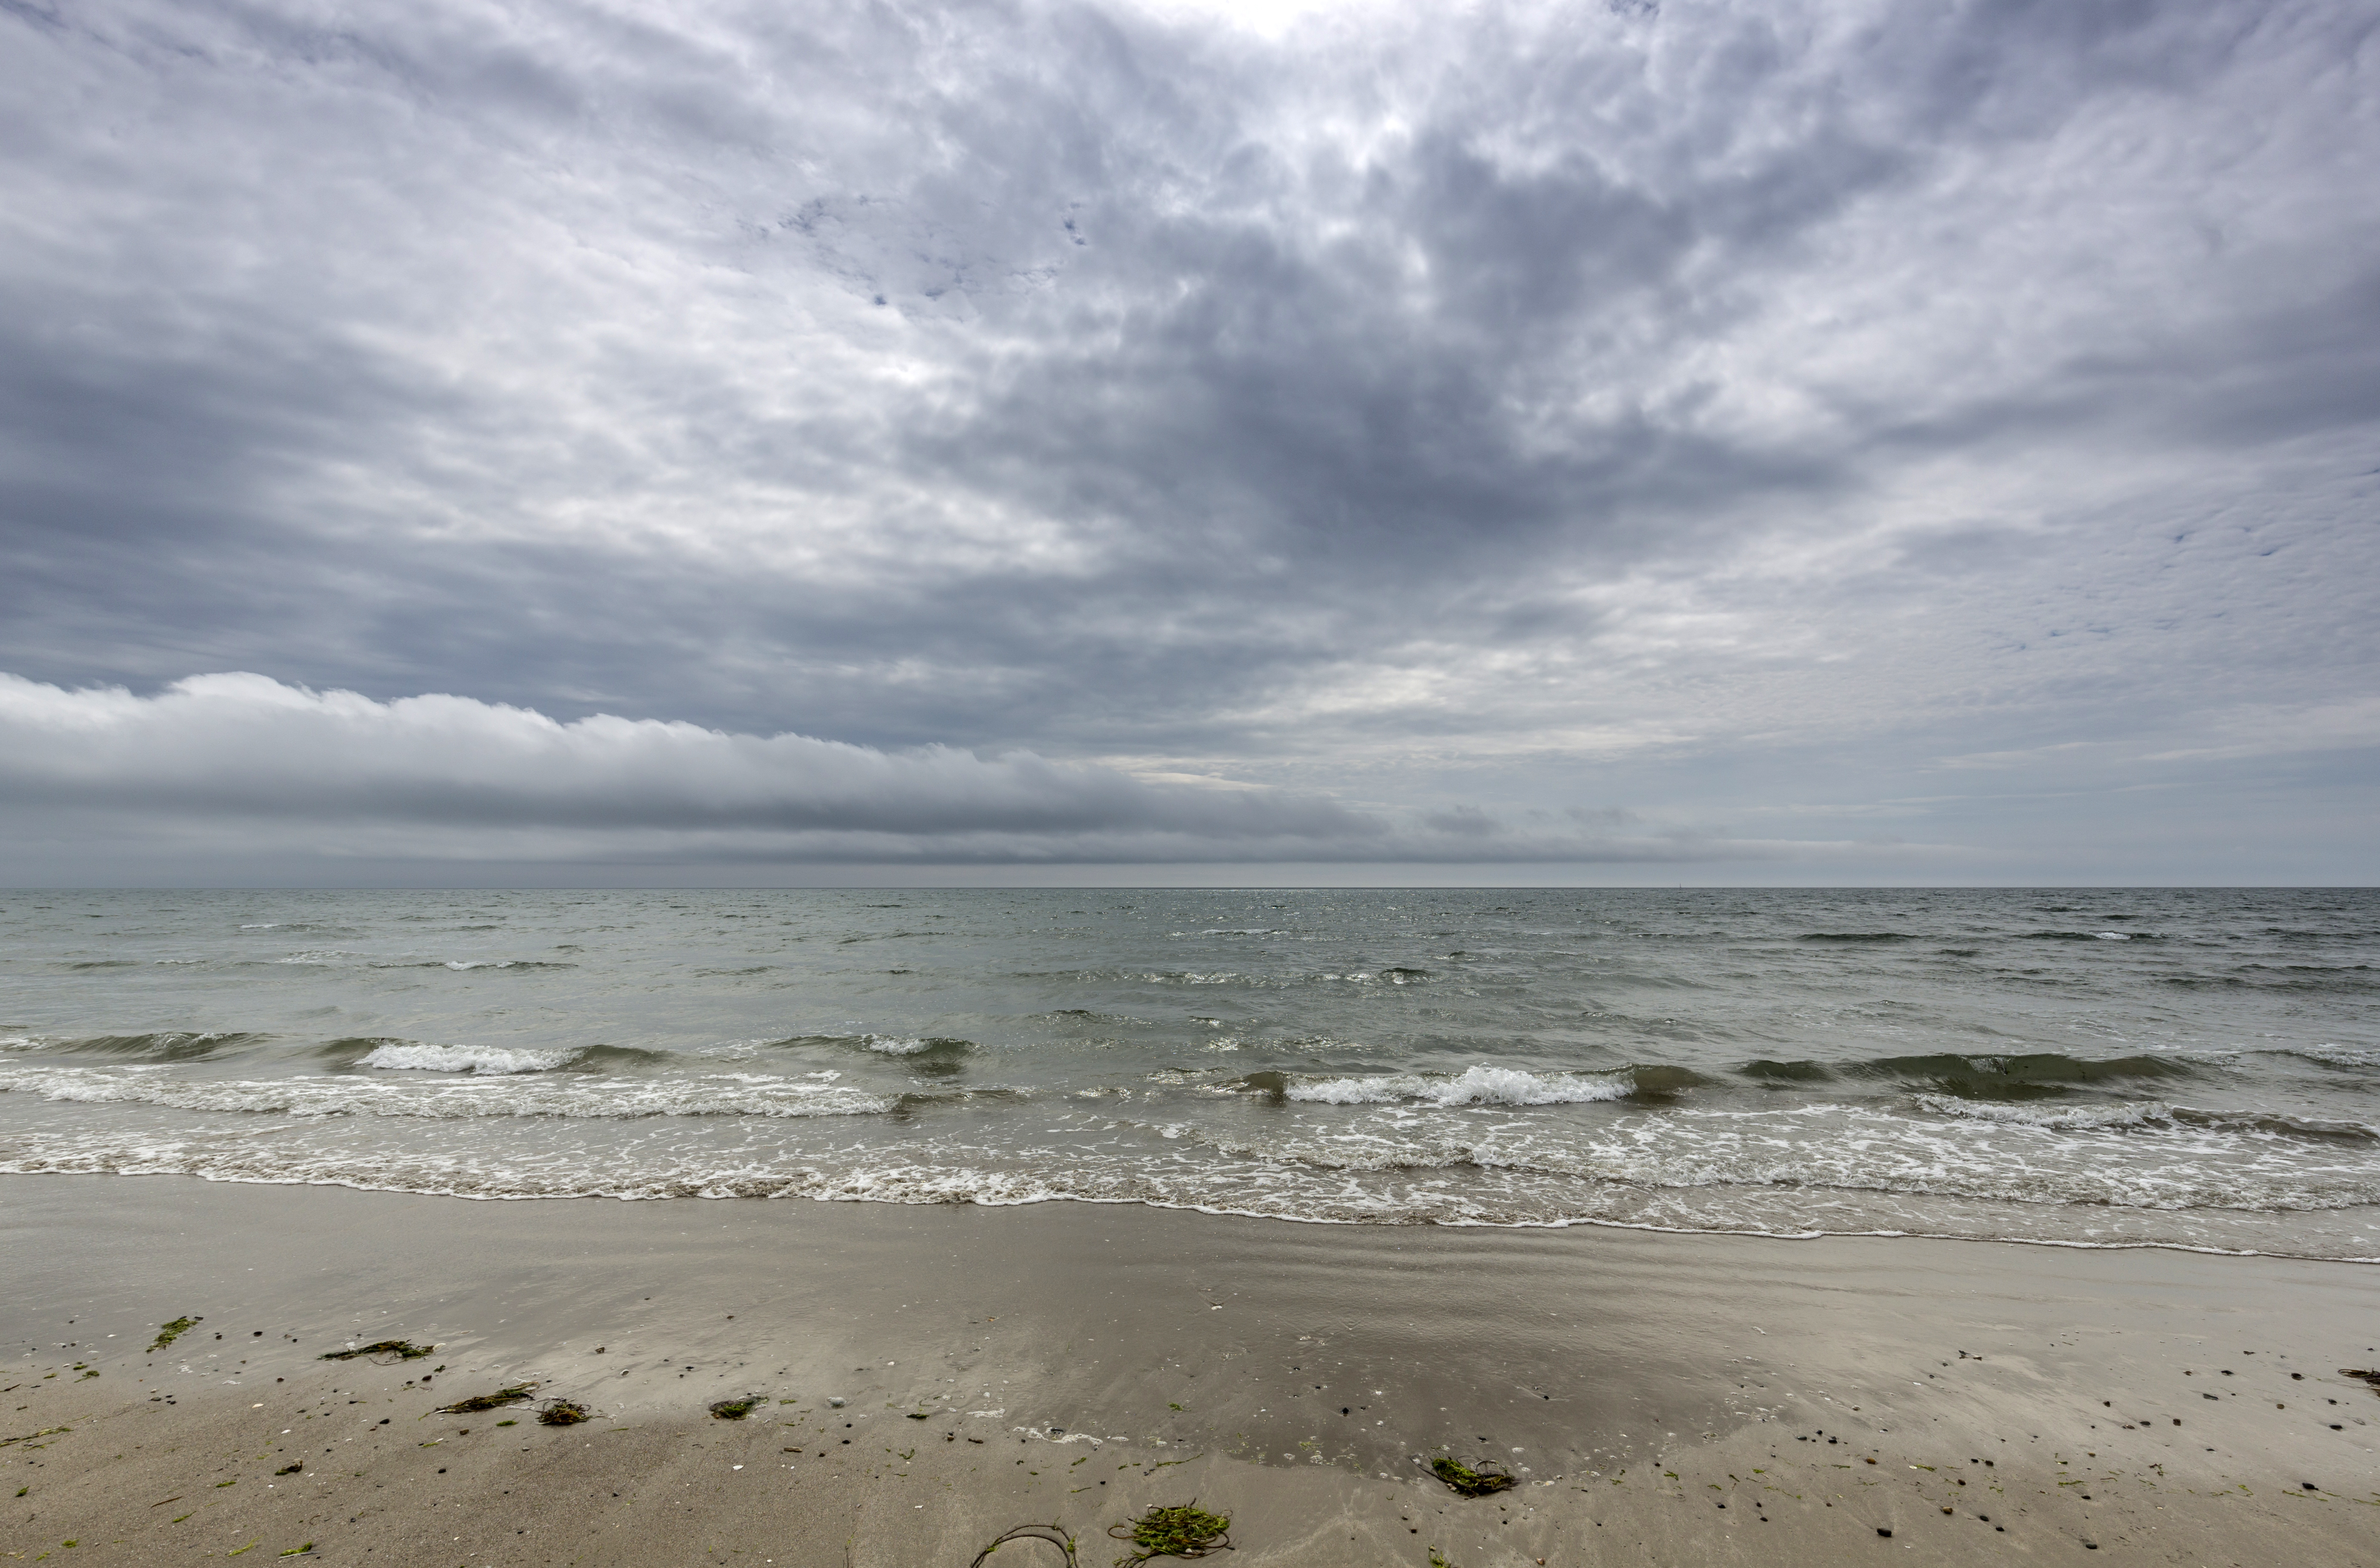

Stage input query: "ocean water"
[{"left": 1, "top": 887, "right": 2375, "bottom": 1259}]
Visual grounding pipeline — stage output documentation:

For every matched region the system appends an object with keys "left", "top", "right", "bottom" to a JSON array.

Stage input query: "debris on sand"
[
  {"left": 148, "top": 1317, "right": 203, "bottom": 1353},
  {"left": 1109, "top": 1502, "right": 1233, "bottom": 1564},
  {"left": 438, "top": 1384, "right": 538, "bottom": 1414},
  {"left": 1428, "top": 1456, "right": 1516, "bottom": 1497},
  {"left": 1428, "top": 1551, "right": 1459, "bottom": 1568},
  {"left": 971, "top": 1522, "right": 1080, "bottom": 1568},
  {"left": 2340, "top": 1368, "right": 2380, "bottom": 1396},
  {"left": 274, "top": 1462, "right": 302, "bottom": 1476},
  {"left": 1, "top": 1428, "right": 73, "bottom": 1450},
  {"left": 708, "top": 1395, "right": 765, "bottom": 1420},
  {"left": 536, "top": 1399, "right": 593, "bottom": 1426},
  {"left": 319, "top": 1340, "right": 435, "bottom": 1363}
]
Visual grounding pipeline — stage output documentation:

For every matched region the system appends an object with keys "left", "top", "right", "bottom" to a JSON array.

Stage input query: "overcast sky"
[{"left": 1, "top": 0, "right": 2374, "bottom": 885}]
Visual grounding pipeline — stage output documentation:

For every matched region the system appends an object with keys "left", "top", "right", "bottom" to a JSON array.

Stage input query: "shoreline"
[
  {"left": 10, "top": 1162, "right": 2372, "bottom": 1267},
  {"left": 6, "top": 1174, "right": 2377, "bottom": 1564}
]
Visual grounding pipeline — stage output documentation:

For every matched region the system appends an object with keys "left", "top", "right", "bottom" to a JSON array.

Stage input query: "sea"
[{"left": 1, "top": 887, "right": 2374, "bottom": 1260}]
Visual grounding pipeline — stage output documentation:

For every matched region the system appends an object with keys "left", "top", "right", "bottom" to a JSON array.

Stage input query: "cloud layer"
[
  {"left": 0, "top": 0, "right": 2374, "bottom": 879},
  {"left": 0, "top": 671, "right": 1820, "bottom": 867}
]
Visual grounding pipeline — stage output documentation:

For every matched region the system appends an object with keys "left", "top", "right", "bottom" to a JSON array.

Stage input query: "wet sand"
[{"left": 5, "top": 1176, "right": 2376, "bottom": 1565}]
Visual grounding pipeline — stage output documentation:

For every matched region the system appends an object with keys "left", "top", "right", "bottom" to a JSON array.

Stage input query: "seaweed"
[
  {"left": 1108, "top": 1502, "right": 1233, "bottom": 1565},
  {"left": 318, "top": 1340, "right": 435, "bottom": 1364},
  {"left": 2343, "top": 1368, "right": 2380, "bottom": 1396},
  {"left": 148, "top": 1317, "right": 202, "bottom": 1353},
  {"left": 708, "top": 1395, "right": 764, "bottom": 1420},
  {"left": 1427, "top": 1551, "right": 1458, "bottom": 1568},
  {"left": 274, "top": 1462, "right": 302, "bottom": 1476},
  {"left": 438, "top": 1384, "right": 537, "bottom": 1414},
  {"left": 1428, "top": 1456, "right": 1515, "bottom": 1497},
  {"left": 536, "top": 1398, "right": 593, "bottom": 1426},
  {"left": 970, "top": 1523, "right": 1079, "bottom": 1568}
]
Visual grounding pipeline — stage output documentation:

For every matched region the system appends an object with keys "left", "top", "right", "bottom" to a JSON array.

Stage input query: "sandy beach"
[{"left": 5, "top": 1177, "right": 2376, "bottom": 1565}]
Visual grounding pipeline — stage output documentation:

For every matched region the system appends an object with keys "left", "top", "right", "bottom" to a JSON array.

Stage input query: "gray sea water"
[{"left": 1, "top": 888, "right": 2374, "bottom": 1258}]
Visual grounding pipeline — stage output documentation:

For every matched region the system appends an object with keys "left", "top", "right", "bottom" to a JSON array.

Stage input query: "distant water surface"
[{"left": 1, "top": 888, "right": 2374, "bottom": 1258}]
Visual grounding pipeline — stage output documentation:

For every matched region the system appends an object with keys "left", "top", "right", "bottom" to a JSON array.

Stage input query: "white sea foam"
[
  {"left": 1912, "top": 1094, "right": 2168, "bottom": 1131},
  {"left": 4, "top": 1111, "right": 2375, "bottom": 1259},
  {"left": 864, "top": 1036, "right": 932, "bottom": 1055},
  {"left": 358, "top": 1042, "right": 577, "bottom": 1074},
  {"left": 0, "top": 1063, "right": 893, "bottom": 1120},
  {"left": 1287, "top": 1065, "right": 1634, "bottom": 1107}
]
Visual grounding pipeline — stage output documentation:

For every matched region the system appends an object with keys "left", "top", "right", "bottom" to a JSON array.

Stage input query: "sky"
[{"left": 0, "top": 0, "right": 2375, "bottom": 886}]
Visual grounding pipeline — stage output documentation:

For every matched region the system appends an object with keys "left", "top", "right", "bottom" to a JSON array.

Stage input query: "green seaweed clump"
[
  {"left": 536, "top": 1399, "right": 592, "bottom": 1426},
  {"left": 1429, "top": 1456, "right": 1515, "bottom": 1497},
  {"left": 319, "top": 1340, "right": 435, "bottom": 1363},
  {"left": 708, "top": 1396, "right": 764, "bottom": 1420},
  {"left": 149, "top": 1317, "right": 202, "bottom": 1353},
  {"left": 1108, "top": 1501, "right": 1233, "bottom": 1564},
  {"left": 274, "top": 1461, "right": 302, "bottom": 1476},
  {"left": 1427, "top": 1551, "right": 1458, "bottom": 1568},
  {"left": 438, "top": 1384, "right": 537, "bottom": 1414}
]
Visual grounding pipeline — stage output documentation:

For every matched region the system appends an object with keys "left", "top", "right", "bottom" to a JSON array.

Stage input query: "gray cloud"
[
  {"left": 0, "top": 0, "right": 2374, "bottom": 879},
  {"left": 0, "top": 671, "right": 1830, "bottom": 868},
  {"left": 0, "top": 671, "right": 1364, "bottom": 836}
]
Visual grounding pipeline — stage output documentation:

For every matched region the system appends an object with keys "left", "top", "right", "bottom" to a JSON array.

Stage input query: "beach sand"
[{"left": 4, "top": 1177, "right": 2375, "bottom": 1565}]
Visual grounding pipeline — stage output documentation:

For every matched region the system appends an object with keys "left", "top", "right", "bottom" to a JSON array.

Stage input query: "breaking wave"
[
  {"left": 357, "top": 1042, "right": 579, "bottom": 1074},
  {"left": 1282, "top": 1064, "right": 1641, "bottom": 1107}
]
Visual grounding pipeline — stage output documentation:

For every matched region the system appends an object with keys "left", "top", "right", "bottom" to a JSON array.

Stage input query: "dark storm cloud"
[{"left": 0, "top": 0, "right": 2373, "bottom": 873}]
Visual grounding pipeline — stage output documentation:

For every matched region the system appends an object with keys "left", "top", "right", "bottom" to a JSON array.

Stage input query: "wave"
[
  {"left": 859, "top": 1035, "right": 973, "bottom": 1057},
  {"left": 49, "top": 1031, "right": 265, "bottom": 1062},
  {"left": 2258, "top": 1045, "right": 2380, "bottom": 1071},
  {"left": 569, "top": 1044, "right": 676, "bottom": 1071},
  {"left": 2022, "top": 929, "right": 2158, "bottom": 942},
  {"left": 358, "top": 1042, "right": 579, "bottom": 1074},
  {"left": 316, "top": 1038, "right": 675, "bottom": 1074},
  {"left": 1912, "top": 1095, "right": 2375, "bottom": 1142},
  {"left": 1738, "top": 1058, "right": 1833, "bottom": 1082},
  {"left": 1275, "top": 1064, "right": 1652, "bottom": 1107},
  {"left": 375, "top": 959, "right": 580, "bottom": 972},
  {"left": 1797, "top": 932, "right": 1913, "bottom": 943},
  {"left": 749, "top": 1032, "right": 977, "bottom": 1063},
  {"left": 1858, "top": 1051, "right": 2191, "bottom": 1099},
  {"left": 0, "top": 1063, "right": 896, "bottom": 1120}
]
